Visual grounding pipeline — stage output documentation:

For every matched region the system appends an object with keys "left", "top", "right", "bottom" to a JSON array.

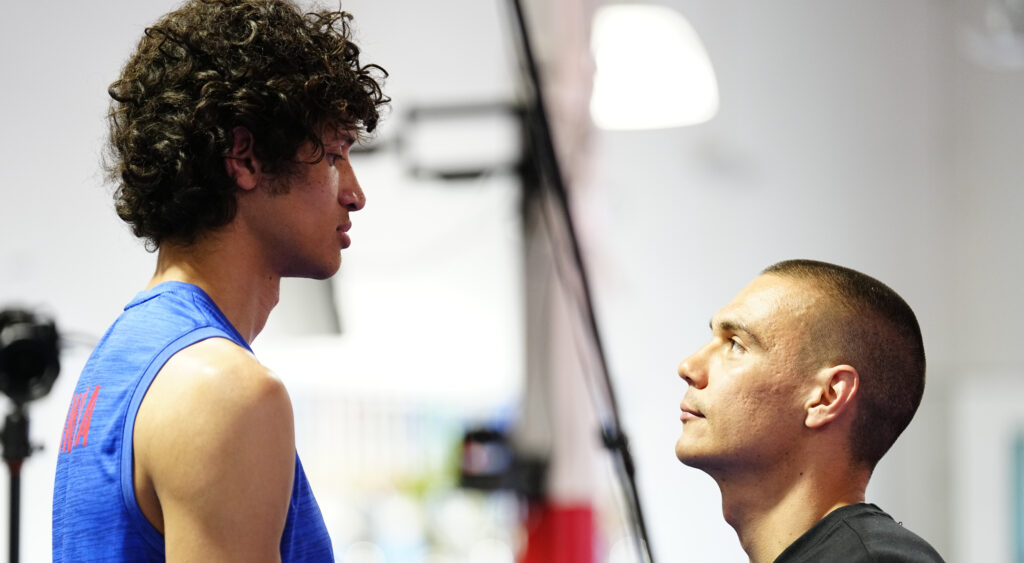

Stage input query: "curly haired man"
[{"left": 52, "top": 1, "right": 388, "bottom": 560}]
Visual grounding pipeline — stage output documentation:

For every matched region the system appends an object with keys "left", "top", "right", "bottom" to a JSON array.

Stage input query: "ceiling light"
[{"left": 590, "top": 4, "right": 720, "bottom": 130}]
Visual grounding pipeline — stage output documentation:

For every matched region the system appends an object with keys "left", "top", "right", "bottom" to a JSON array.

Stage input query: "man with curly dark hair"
[{"left": 52, "top": 1, "right": 388, "bottom": 560}]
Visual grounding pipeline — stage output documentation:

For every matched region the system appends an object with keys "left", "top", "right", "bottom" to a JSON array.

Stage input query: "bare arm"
[{"left": 134, "top": 338, "right": 295, "bottom": 562}]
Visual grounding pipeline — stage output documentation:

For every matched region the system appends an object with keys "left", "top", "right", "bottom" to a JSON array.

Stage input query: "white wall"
[{"left": 2, "top": 0, "right": 1022, "bottom": 562}]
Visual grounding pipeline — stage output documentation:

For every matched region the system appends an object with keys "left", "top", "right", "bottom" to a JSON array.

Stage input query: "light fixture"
[{"left": 590, "top": 3, "right": 719, "bottom": 130}]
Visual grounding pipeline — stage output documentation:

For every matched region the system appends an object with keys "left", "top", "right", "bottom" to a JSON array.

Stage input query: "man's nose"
[
  {"left": 340, "top": 176, "right": 365, "bottom": 212},
  {"left": 677, "top": 343, "right": 711, "bottom": 389}
]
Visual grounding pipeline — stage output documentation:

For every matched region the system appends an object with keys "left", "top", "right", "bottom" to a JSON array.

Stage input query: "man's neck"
[
  {"left": 148, "top": 234, "right": 280, "bottom": 344},
  {"left": 714, "top": 463, "right": 868, "bottom": 563}
]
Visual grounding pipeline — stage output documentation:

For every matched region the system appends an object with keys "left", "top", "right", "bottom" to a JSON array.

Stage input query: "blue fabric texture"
[{"left": 52, "top": 282, "right": 333, "bottom": 561}]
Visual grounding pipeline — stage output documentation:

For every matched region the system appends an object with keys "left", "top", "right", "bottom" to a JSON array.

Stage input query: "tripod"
[
  {"left": 1, "top": 407, "right": 32, "bottom": 563},
  {"left": 0, "top": 308, "right": 61, "bottom": 563}
]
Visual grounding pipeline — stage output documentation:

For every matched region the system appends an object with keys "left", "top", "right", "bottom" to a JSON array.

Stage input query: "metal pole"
[
  {"left": 506, "top": 0, "right": 655, "bottom": 560},
  {"left": 3, "top": 410, "right": 29, "bottom": 563},
  {"left": 8, "top": 467, "right": 18, "bottom": 563}
]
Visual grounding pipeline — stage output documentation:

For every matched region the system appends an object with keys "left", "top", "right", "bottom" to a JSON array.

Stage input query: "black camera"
[{"left": 0, "top": 309, "right": 60, "bottom": 406}]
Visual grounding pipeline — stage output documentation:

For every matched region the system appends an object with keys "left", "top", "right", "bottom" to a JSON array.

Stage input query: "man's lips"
[
  {"left": 680, "top": 402, "right": 704, "bottom": 422},
  {"left": 338, "top": 223, "right": 352, "bottom": 249}
]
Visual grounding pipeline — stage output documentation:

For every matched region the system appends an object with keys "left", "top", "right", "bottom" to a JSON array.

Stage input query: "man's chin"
[
  {"left": 675, "top": 436, "right": 713, "bottom": 469},
  {"left": 290, "top": 258, "right": 341, "bottom": 281},
  {"left": 675, "top": 437, "right": 695, "bottom": 465}
]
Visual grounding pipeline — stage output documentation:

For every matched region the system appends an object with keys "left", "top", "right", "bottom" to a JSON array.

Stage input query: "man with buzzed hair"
[
  {"left": 675, "top": 259, "right": 944, "bottom": 562},
  {"left": 52, "top": 1, "right": 387, "bottom": 560}
]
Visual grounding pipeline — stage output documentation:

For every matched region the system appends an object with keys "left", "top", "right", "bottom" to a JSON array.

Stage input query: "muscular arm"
[{"left": 133, "top": 338, "right": 295, "bottom": 562}]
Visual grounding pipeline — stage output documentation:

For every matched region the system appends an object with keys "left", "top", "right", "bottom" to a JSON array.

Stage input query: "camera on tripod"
[
  {"left": 0, "top": 309, "right": 60, "bottom": 406},
  {"left": 0, "top": 307, "right": 61, "bottom": 563}
]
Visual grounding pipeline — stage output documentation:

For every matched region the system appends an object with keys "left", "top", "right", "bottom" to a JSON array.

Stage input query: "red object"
[{"left": 521, "top": 502, "right": 594, "bottom": 563}]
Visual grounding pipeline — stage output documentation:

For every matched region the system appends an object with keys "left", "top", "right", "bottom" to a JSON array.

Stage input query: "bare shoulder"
[
  {"left": 157, "top": 336, "right": 289, "bottom": 406},
  {"left": 137, "top": 336, "right": 295, "bottom": 477},
  {"left": 134, "top": 337, "right": 295, "bottom": 557}
]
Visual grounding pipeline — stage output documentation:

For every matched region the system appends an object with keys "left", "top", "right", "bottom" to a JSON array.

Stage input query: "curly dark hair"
[{"left": 107, "top": 0, "right": 389, "bottom": 249}]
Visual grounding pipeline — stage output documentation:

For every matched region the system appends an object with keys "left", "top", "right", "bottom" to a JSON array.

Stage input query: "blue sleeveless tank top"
[{"left": 52, "top": 282, "right": 334, "bottom": 561}]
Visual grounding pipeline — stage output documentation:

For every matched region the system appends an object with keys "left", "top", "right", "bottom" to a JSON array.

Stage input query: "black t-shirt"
[{"left": 774, "top": 503, "right": 945, "bottom": 562}]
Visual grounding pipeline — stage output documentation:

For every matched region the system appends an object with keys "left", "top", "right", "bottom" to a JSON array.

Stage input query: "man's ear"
[
  {"left": 805, "top": 365, "right": 859, "bottom": 429},
  {"left": 224, "top": 126, "right": 261, "bottom": 191}
]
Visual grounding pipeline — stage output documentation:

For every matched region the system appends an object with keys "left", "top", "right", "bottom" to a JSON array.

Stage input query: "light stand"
[
  {"left": 0, "top": 309, "right": 60, "bottom": 563},
  {"left": 506, "top": 1, "right": 655, "bottom": 560},
  {"left": 1, "top": 409, "right": 29, "bottom": 563}
]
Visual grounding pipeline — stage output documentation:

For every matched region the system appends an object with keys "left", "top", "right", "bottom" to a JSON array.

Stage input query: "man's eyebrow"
[
  {"left": 710, "top": 318, "right": 766, "bottom": 349},
  {"left": 323, "top": 128, "right": 357, "bottom": 145}
]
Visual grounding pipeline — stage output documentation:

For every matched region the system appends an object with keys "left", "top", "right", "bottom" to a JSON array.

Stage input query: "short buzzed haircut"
[{"left": 762, "top": 259, "right": 926, "bottom": 469}]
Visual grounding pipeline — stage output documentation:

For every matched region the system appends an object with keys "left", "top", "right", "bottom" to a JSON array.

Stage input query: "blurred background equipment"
[
  {"left": 338, "top": 0, "right": 717, "bottom": 559},
  {"left": 0, "top": 308, "right": 60, "bottom": 563},
  {"left": 0, "top": 310, "right": 59, "bottom": 408}
]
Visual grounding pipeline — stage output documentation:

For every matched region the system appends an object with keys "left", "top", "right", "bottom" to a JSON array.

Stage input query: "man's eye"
[
  {"left": 728, "top": 338, "right": 745, "bottom": 353},
  {"left": 326, "top": 153, "right": 343, "bottom": 166}
]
